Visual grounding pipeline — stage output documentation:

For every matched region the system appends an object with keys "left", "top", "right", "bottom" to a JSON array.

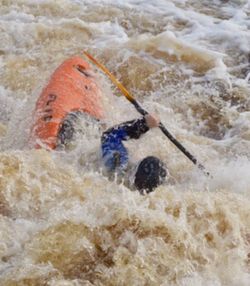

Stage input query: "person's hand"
[{"left": 145, "top": 114, "right": 160, "bottom": 128}]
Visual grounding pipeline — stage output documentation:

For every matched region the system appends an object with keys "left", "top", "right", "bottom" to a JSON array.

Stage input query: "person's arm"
[
  {"left": 102, "top": 114, "right": 159, "bottom": 143},
  {"left": 101, "top": 117, "right": 148, "bottom": 143}
]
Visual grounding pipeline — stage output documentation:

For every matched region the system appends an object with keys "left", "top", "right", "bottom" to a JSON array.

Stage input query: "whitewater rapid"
[{"left": 0, "top": 0, "right": 250, "bottom": 285}]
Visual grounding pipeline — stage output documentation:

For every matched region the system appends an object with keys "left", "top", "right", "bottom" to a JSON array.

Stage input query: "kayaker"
[
  {"left": 101, "top": 113, "right": 168, "bottom": 194},
  {"left": 29, "top": 55, "right": 167, "bottom": 193}
]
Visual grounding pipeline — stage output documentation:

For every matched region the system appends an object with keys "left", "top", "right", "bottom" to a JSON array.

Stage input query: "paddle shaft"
[
  {"left": 83, "top": 51, "right": 209, "bottom": 175},
  {"left": 131, "top": 98, "right": 208, "bottom": 173}
]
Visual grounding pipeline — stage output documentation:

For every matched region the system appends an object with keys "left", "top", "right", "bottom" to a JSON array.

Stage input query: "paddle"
[{"left": 83, "top": 51, "right": 209, "bottom": 175}]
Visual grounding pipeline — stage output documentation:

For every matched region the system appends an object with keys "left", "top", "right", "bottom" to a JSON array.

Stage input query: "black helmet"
[{"left": 134, "top": 156, "right": 167, "bottom": 193}]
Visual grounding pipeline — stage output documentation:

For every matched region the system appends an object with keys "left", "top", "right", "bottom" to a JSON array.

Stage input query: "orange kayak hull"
[{"left": 30, "top": 56, "right": 104, "bottom": 149}]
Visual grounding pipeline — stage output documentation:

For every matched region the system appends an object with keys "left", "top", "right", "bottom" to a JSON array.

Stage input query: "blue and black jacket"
[{"left": 101, "top": 117, "right": 149, "bottom": 172}]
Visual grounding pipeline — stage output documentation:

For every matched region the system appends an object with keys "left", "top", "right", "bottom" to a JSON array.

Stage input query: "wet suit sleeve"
[{"left": 101, "top": 117, "right": 149, "bottom": 142}]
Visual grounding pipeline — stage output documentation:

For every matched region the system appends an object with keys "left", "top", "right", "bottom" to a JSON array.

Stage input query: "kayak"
[{"left": 29, "top": 56, "right": 104, "bottom": 149}]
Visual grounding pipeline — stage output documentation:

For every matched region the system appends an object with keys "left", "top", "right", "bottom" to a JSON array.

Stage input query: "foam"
[{"left": 0, "top": 0, "right": 250, "bottom": 285}]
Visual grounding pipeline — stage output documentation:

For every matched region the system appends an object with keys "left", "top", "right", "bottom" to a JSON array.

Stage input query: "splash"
[{"left": 0, "top": 0, "right": 250, "bottom": 285}]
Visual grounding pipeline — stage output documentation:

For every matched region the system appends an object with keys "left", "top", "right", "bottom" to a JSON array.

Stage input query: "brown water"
[{"left": 0, "top": 0, "right": 250, "bottom": 285}]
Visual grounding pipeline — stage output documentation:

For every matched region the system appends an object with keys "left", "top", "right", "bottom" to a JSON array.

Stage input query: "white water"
[{"left": 0, "top": 0, "right": 250, "bottom": 285}]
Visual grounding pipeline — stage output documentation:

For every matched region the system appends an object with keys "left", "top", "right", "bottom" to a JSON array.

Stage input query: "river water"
[{"left": 0, "top": 0, "right": 250, "bottom": 285}]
